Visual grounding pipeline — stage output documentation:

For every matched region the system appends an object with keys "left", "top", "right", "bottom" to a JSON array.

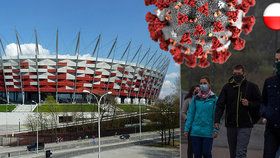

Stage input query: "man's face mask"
[
  {"left": 233, "top": 74, "right": 245, "bottom": 83},
  {"left": 275, "top": 61, "right": 280, "bottom": 75},
  {"left": 275, "top": 53, "right": 280, "bottom": 75}
]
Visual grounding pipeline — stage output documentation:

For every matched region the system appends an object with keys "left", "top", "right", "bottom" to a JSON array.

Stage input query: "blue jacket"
[
  {"left": 261, "top": 75, "right": 280, "bottom": 128},
  {"left": 184, "top": 94, "right": 218, "bottom": 138}
]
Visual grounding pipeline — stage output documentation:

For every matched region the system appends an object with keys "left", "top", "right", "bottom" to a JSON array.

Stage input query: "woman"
[
  {"left": 182, "top": 85, "right": 200, "bottom": 158},
  {"left": 184, "top": 76, "right": 219, "bottom": 158}
]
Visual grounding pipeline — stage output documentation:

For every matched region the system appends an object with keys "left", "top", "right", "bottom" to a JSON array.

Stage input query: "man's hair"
[
  {"left": 200, "top": 76, "right": 211, "bottom": 85},
  {"left": 233, "top": 64, "right": 245, "bottom": 72},
  {"left": 276, "top": 48, "right": 280, "bottom": 54}
]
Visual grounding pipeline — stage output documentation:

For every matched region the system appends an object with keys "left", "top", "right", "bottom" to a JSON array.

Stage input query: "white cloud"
[
  {"left": 159, "top": 80, "right": 176, "bottom": 98},
  {"left": 5, "top": 43, "right": 50, "bottom": 57},
  {"left": 3, "top": 43, "right": 92, "bottom": 59},
  {"left": 166, "top": 72, "right": 179, "bottom": 79},
  {"left": 175, "top": 63, "right": 180, "bottom": 67}
]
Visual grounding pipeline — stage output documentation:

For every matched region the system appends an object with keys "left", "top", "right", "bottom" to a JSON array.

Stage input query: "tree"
[
  {"left": 148, "top": 94, "right": 179, "bottom": 146},
  {"left": 44, "top": 95, "right": 59, "bottom": 140},
  {"left": 26, "top": 114, "right": 36, "bottom": 131}
]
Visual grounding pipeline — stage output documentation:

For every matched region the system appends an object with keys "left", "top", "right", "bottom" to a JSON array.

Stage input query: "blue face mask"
[{"left": 200, "top": 84, "right": 209, "bottom": 92}]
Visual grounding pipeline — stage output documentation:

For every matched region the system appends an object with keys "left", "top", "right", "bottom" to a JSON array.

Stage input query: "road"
[
  {"left": 72, "top": 145, "right": 179, "bottom": 158},
  {"left": 0, "top": 130, "right": 180, "bottom": 158}
]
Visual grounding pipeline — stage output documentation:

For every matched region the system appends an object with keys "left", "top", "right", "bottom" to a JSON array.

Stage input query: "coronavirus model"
[{"left": 145, "top": 0, "right": 256, "bottom": 68}]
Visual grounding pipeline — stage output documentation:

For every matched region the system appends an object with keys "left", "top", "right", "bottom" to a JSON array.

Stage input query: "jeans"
[
  {"left": 188, "top": 135, "right": 193, "bottom": 158},
  {"left": 227, "top": 128, "right": 252, "bottom": 158},
  {"left": 191, "top": 136, "right": 213, "bottom": 158},
  {"left": 263, "top": 127, "right": 280, "bottom": 158},
  {"left": 276, "top": 148, "right": 280, "bottom": 158}
]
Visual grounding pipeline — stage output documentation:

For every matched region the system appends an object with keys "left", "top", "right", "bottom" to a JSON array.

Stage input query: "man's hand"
[
  {"left": 184, "top": 132, "right": 188, "bottom": 138},
  {"left": 241, "top": 98, "right": 249, "bottom": 106},
  {"left": 214, "top": 123, "right": 219, "bottom": 129},
  {"left": 262, "top": 118, "right": 267, "bottom": 124}
]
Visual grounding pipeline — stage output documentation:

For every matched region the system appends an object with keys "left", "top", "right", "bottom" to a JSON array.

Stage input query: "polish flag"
[{"left": 263, "top": 3, "right": 280, "bottom": 30}]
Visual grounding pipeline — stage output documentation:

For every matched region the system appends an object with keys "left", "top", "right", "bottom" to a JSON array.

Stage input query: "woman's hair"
[
  {"left": 185, "top": 85, "right": 199, "bottom": 99},
  {"left": 200, "top": 76, "right": 211, "bottom": 85}
]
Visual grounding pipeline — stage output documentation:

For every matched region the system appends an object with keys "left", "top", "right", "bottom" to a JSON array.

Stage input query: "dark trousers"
[
  {"left": 263, "top": 127, "right": 280, "bottom": 158},
  {"left": 227, "top": 128, "right": 252, "bottom": 158},
  {"left": 191, "top": 136, "right": 213, "bottom": 158},
  {"left": 188, "top": 135, "right": 193, "bottom": 158}
]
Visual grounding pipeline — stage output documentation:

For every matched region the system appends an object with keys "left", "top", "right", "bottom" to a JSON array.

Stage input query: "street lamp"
[
  {"left": 31, "top": 100, "right": 39, "bottom": 154},
  {"left": 138, "top": 99, "right": 142, "bottom": 140},
  {"left": 83, "top": 90, "right": 112, "bottom": 158}
]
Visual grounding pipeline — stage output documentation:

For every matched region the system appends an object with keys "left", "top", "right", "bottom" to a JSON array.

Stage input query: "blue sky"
[{"left": 0, "top": 0, "right": 179, "bottom": 98}]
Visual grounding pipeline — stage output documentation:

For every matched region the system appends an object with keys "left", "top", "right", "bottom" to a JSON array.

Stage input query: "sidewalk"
[
  {"left": 181, "top": 124, "right": 265, "bottom": 158},
  {"left": 213, "top": 147, "right": 262, "bottom": 158}
]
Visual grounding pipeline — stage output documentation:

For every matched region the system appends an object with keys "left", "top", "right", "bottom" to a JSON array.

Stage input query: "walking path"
[{"left": 181, "top": 124, "right": 265, "bottom": 158}]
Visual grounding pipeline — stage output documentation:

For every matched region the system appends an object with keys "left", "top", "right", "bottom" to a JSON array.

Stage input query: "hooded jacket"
[
  {"left": 214, "top": 77, "right": 261, "bottom": 128},
  {"left": 184, "top": 93, "right": 218, "bottom": 138}
]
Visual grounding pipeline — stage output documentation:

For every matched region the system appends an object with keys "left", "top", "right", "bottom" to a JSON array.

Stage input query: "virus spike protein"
[{"left": 145, "top": 0, "right": 256, "bottom": 68}]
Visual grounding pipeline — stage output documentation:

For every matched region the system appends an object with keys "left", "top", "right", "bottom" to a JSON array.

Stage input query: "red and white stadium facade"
[{"left": 0, "top": 35, "right": 169, "bottom": 105}]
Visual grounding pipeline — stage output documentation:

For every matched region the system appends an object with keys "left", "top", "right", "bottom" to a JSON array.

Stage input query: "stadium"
[{"left": 0, "top": 33, "right": 169, "bottom": 105}]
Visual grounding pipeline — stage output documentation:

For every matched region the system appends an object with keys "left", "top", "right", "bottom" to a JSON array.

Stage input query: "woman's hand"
[
  {"left": 184, "top": 132, "right": 189, "bottom": 138},
  {"left": 213, "top": 132, "right": 218, "bottom": 139}
]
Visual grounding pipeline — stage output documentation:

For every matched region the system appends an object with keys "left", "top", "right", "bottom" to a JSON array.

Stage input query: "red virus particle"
[{"left": 144, "top": 0, "right": 256, "bottom": 68}]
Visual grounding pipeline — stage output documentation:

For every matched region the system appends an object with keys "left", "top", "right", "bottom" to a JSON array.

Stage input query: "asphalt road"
[
  {"left": 71, "top": 145, "right": 179, "bottom": 158},
  {"left": 0, "top": 130, "right": 180, "bottom": 158}
]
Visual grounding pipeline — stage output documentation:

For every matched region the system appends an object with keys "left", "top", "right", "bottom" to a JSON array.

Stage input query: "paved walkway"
[
  {"left": 213, "top": 147, "right": 262, "bottom": 158},
  {"left": 181, "top": 124, "right": 265, "bottom": 158}
]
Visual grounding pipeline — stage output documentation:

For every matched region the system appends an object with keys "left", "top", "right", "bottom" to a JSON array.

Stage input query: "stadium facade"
[{"left": 0, "top": 33, "right": 169, "bottom": 105}]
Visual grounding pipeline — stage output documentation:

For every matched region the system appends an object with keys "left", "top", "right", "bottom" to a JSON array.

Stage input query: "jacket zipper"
[
  {"left": 236, "top": 85, "right": 241, "bottom": 128},
  {"left": 248, "top": 112, "right": 253, "bottom": 124}
]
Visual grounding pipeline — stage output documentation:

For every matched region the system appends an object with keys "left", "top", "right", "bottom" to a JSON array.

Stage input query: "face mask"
[
  {"left": 275, "top": 61, "right": 280, "bottom": 76},
  {"left": 200, "top": 84, "right": 209, "bottom": 92},
  {"left": 194, "top": 91, "right": 199, "bottom": 95},
  {"left": 233, "top": 75, "right": 244, "bottom": 83}
]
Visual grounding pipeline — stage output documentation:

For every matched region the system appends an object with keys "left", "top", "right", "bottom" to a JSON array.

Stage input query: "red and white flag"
[{"left": 263, "top": 3, "right": 280, "bottom": 31}]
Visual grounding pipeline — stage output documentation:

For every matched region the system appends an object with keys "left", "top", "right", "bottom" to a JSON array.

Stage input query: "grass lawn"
[
  {"left": 117, "top": 104, "right": 148, "bottom": 112},
  {"left": 33, "top": 103, "right": 156, "bottom": 113},
  {"left": 0, "top": 105, "right": 16, "bottom": 112},
  {"left": 34, "top": 104, "right": 98, "bottom": 112}
]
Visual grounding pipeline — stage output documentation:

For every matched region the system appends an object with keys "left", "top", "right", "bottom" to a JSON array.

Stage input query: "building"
[{"left": 0, "top": 34, "right": 169, "bottom": 105}]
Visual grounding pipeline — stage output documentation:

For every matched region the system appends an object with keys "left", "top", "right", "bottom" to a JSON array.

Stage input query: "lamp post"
[
  {"left": 18, "top": 118, "right": 20, "bottom": 132},
  {"left": 83, "top": 90, "right": 112, "bottom": 158},
  {"left": 138, "top": 99, "right": 142, "bottom": 140},
  {"left": 31, "top": 100, "right": 39, "bottom": 154}
]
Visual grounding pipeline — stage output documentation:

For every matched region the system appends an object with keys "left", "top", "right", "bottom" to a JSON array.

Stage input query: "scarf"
[{"left": 197, "top": 89, "right": 214, "bottom": 99}]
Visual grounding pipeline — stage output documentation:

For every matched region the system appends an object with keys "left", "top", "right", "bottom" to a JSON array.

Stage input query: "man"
[
  {"left": 261, "top": 49, "right": 280, "bottom": 158},
  {"left": 214, "top": 64, "right": 261, "bottom": 158}
]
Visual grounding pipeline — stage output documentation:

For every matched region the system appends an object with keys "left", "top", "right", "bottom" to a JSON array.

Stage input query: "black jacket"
[
  {"left": 261, "top": 75, "right": 280, "bottom": 128},
  {"left": 214, "top": 77, "right": 261, "bottom": 128}
]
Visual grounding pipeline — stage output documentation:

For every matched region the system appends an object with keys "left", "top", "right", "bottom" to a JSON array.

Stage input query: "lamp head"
[
  {"left": 83, "top": 90, "right": 90, "bottom": 94},
  {"left": 107, "top": 91, "right": 112, "bottom": 95}
]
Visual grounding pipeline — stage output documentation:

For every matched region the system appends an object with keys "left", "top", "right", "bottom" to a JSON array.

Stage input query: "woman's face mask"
[{"left": 200, "top": 84, "right": 209, "bottom": 92}]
